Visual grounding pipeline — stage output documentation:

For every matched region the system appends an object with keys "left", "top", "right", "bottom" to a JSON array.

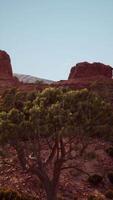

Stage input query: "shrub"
[
  {"left": 106, "top": 147, "right": 113, "bottom": 158},
  {"left": 87, "top": 195, "right": 97, "bottom": 200},
  {"left": 88, "top": 174, "right": 103, "bottom": 186},
  {"left": 0, "top": 188, "right": 34, "bottom": 200},
  {"left": 0, "top": 189, "right": 19, "bottom": 199},
  {"left": 87, "top": 194, "right": 105, "bottom": 200},
  {"left": 105, "top": 190, "right": 113, "bottom": 199},
  {"left": 108, "top": 172, "right": 113, "bottom": 184}
]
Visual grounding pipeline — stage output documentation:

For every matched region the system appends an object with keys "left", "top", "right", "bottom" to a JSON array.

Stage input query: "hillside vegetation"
[{"left": 0, "top": 88, "right": 113, "bottom": 200}]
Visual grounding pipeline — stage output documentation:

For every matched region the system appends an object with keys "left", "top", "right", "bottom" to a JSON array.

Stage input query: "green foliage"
[
  {"left": 19, "top": 120, "right": 33, "bottom": 140},
  {"left": 34, "top": 87, "right": 63, "bottom": 107},
  {"left": 1, "top": 88, "right": 17, "bottom": 111},
  {"left": 27, "top": 92, "right": 37, "bottom": 102},
  {"left": 87, "top": 195, "right": 104, "bottom": 200},
  {"left": 0, "top": 87, "right": 113, "bottom": 200},
  {"left": 0, "top": 188, "right": 34, "bottom": 200},
  {"left": 15, "top": 91, "right": 27, "bottom": 102},
  {"left": 87, "top": 195, "right": 97, "bottom": 200},
  {"left": 0, "top": 108, "right": 25, "bottom": 144},
  {"left": 61, "top": 88, "right": 113, "bottom": 137},
  {"left": 88, "top": 174, "right": 103, "bottom": 186},
  {"left": 8, "top": 108, "right": 24, "bottom": 124},
  {"left": 0, "top": 111, "right": 7, "bottom": 120},
  {"left": 0, "top": 150, "right": 6, "bottom": 157},
  {"left": 1, "top": 89, "right": 28, "bottom": 112},
  {"left": 0, "top": 87, "right": 113, "bottom": 144}
]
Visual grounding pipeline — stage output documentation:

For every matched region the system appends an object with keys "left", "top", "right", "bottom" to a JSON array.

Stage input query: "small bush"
[
  {"left": 0, "top": 150, "right": 6, "bottom": 157},
  {"left": 0, "top": 189, "right": 19, "bottom": 199},
  {"left": 0, "top": 188, "right": 34, "bottom": 200},
  {"left": 88, "top": 174, "right": 103, "bottom": 186},
  {"left": 105, "top": 190, "right": 113, "bottom": 199},
  {"left": 106, "top": 147, "right": 113, "bottom": 157},
  {"left": 88, "top": 195, "right": 97, "bottom": 200},
  {"left": 108, "top": 172, "right": 113, "bottom": 184},
  {"left": 88, "top": 194, "right": 105, "bottom": 200}
]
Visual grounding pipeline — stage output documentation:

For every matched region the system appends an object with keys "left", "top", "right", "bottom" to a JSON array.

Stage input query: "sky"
[{"left": 0, "top": 0, "right": 113, "bottom": 81}]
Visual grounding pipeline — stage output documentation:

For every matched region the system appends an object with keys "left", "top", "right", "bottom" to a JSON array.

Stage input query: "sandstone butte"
[
  {"left": 0, "top": 50, "right": 113, "bottom": 95},
  {"left": 55, "top": 61, "right": 113, "bottom": 90},
  {"left": 0, "top": 50, "right": 47, "bottom": 93}
]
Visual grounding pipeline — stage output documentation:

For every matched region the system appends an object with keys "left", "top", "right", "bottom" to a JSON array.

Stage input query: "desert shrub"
[
  {"left": 0, "top": 188, "right": 34, "bottom": 200},
  {"left": 88, "top": 174, "right": 103, "bottom": 186},
  {"left": 108, "top": 172, "right": 113, "bottom": 184},
  {"left": 105, "top": 190, "right": 113, "bottom": 199},
  {"left": 88, "top": 195, "right": 97, "bottom": 200},
  {"left": 0, "top": 150, "right": 6, "bottom": 157},
  {"left": 106, "top": 147, "right": 113, "bottom": 158},
  {"left": 88, "top": 193, "right": 105, "bottom": 200}
]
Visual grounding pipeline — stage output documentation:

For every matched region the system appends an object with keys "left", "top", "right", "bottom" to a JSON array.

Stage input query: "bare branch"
[{"left": 45, "top": 142, "right": 57, "bottom": 165}]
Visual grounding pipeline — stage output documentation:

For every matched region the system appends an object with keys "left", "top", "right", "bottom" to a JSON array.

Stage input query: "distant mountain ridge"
[{"left": 14, "top": 73, "right": 54, "bottom": 84}]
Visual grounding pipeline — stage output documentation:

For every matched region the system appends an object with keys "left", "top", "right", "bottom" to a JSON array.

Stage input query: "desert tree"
[{"left": 0, "top": 88, "right": 113, "bottom": 200}]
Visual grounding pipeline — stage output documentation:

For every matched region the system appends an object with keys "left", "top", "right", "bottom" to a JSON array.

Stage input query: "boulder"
[{"left": 68, "top": 62, "right": 112, "bottom": 79}]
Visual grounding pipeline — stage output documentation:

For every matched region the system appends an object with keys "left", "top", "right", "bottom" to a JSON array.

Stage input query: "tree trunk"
[
  {"left": 15, "top": 144, "right": 27, "bottom": 170},
  {"left": 46, "top": 189, "right": 57, "bottom": 200},
  {"left": 45, "top": 183, "right": 57, "bottom": 200}
]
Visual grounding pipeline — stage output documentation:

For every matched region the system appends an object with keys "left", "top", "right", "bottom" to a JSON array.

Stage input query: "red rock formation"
[
  {"left": 0, "top": 50, "right": 20, "bottom": 93},
  {"left": 0, "top": 50, "right": 13, "bottom": 79},
  {"left": 1, "top": 50, "right": 113, "bottom": 96},
  {"left": 68, "top": 62, "right": 112, "bottom": 79}
]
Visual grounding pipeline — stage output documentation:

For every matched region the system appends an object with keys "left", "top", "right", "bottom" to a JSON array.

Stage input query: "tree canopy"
[{"left": 0, "top": 87, "right": 113, "bottom": 200}]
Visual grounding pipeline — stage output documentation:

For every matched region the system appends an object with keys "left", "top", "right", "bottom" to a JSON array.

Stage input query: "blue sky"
[{"left": 0, "top": 0, "right": 113, "bottom": 81}]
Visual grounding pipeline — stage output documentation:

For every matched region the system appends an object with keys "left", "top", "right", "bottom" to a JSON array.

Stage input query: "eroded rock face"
[
  {"left": 68, "top": 62, "right": 112, "bottom": 79},
  {"left": 0, "top": 50, "right": 13, "bottom": 79}
]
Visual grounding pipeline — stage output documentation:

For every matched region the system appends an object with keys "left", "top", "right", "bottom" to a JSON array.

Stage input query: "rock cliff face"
[
  {"left": 0, "top": 50, "right": 49, "bottom": 93},
  {"left": 68, "top": 62, "right": 112, "bottom": 79},
  {"left": 0, "top": 50, "right": 13, "bottom": 79},
  {"left": 0, "top": 50, "right": 20, "bottom": 93}
]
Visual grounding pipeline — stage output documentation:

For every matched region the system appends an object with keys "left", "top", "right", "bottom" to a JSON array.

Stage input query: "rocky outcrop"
[
  {"left": 1, "top": 50, "right": 113, "bottom": 101},
  {"left": 0, "top": 50, "right": 13, "bottom": 79},
  {"left": 0, "top": 50, "right": 20, "bottom": 93},
  {"left": 0, "top": 50, "right": 48, "bottom": 93},
  {"left": 68, "top": 62, "right": 112, "bottom": 79}
]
